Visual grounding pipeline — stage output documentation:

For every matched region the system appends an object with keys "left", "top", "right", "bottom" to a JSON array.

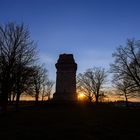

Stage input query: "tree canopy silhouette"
[
  {"left": 0, "top": 22, "right": 37, "bottom": 110},
  {"left": 77, "top": 67, "right": 107, "bottom": 103},
  {"left": 110, "top": 39, "right": 140, "bottom": 100}
]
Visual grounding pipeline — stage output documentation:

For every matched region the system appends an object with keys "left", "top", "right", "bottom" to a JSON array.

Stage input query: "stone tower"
[{"left": 53, "top": 54, "right": 77, "bottom": 101}]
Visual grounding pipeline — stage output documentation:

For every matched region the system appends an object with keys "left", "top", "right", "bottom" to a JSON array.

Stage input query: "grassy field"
[{"left": 0, "top": 102, "right": 140, "bottom": 140}]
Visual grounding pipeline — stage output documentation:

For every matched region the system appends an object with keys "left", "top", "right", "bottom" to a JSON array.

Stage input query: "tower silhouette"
[{"left": 53, "top": 54, "right": 77, "bottom": 101}]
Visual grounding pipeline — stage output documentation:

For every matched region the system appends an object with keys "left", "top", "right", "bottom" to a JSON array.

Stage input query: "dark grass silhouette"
[{"left": 0, "top": 102, "right": 140, "bottom": 140}]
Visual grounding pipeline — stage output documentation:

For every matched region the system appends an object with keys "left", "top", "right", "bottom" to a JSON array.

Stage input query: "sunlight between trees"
[{"left": 77, "top": 67, "right": 107, "bottom": 104}]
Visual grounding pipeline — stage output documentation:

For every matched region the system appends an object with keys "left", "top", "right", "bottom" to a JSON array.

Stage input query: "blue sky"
[{"left": 0, "top": 0, "right": 140, "bottom": 81}]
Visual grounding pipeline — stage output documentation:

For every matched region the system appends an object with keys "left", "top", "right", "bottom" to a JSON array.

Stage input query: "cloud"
[
  {"left": 39, "top": 52, "right": 56, "bottom": 81},
  {"left": 39, "top": 52, "right": 55, "bottom": 64}
]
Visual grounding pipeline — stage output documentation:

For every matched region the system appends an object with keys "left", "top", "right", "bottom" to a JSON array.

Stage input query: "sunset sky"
[{"left": 0, "top": 0, "right": 140, "bottom": 82}]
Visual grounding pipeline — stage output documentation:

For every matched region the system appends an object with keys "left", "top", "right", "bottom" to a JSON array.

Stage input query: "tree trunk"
[
  {"left": 42, "top": 85, "right": 45, "bottom": 101},
  {"left": 48, "top": 95, "right": 51, "bottom": 100},
  {"left": 1, "top": 83, "right": 9, "bottom": 113},
  {"left": 15, "top": 93, "right": 21, "bottom": 111},
  {"left": 8, "top": 94, "right": 11, "bottom": 103},
  {"left": 35, "top": 91, "right": 39, "bottom": 106},
  {"left": 95, "top": 91, "right": 99, "bottom": 105},
  {"left": 95, "top": 96, "right": 99, "bottom": 104},
  {"left": 12, "top": 93, "right": 16, "bottom": 102},
  {"left": 88, "top": 96, "right": 92, "bottom": 103},
  {"left": 0, "top": 93, "right": 8, "bottom": 114},
  {"left": 41, "top": 95, "right": 44, "bottom": 101},
  {"left": 124, "top": 92, "right": 128, "bottom": 107}
]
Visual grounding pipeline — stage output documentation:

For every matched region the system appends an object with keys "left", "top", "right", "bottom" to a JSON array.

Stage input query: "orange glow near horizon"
[
  {"left": 77, "top": 93, "right": 87, "bottom": 101},
  {"left": 20, "top": 93, "right": 140, "bottom": 102},
  {"left": 20, "top": 95, "right": 48, "bottom": 101}
]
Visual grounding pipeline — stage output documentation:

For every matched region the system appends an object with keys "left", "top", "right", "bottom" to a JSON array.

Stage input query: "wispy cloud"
[
  {"left": 39, "top": 52, "right": 55, "bottom": 64},
  {"left": 39, "top": 52, "right": 56, "bottom": 81}
]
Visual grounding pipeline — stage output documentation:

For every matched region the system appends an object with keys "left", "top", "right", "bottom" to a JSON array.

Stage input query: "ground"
[{"left": 0, "top": 102, "right": 140, "bottom": 140}]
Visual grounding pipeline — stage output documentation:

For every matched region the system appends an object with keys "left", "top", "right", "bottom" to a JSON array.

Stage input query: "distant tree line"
[{"left": 0, "top": 22, "right": 54, "bottom": 111}]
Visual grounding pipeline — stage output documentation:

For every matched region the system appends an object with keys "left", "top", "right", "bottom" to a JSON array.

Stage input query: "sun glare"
[{"left": 78, "top": 93, "right": 86, "bottom": 101}]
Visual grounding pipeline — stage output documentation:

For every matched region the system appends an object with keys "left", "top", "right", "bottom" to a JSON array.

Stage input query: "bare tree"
[
  {"left": 27, "top": 65, "right": 54, "bottom": 102},
  {"left": 110, "top": 39, "right": 140, "bottom": 96},
  {"left": 0, "top": 22, "right": 37, "bottom": 110},
  {"left": 41, "top": 79, "right": 54, "bottom": 101},
  {"left": 29, "top": 65, "right": 47, "bottom": 105},
  {"left": 77, "top": 67, "right": 107, "bottom": 104},
  {"left": 113, "top": 78, "right": 135, "bottom": 106}
]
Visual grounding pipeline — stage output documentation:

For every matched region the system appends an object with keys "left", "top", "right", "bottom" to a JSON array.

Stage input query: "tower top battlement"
[
  {"left": 57, "top": 54, "right": 75, "bottom": 64},
  {"left": 55, "top": 54, "right": 77, "bottom": 71}
]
